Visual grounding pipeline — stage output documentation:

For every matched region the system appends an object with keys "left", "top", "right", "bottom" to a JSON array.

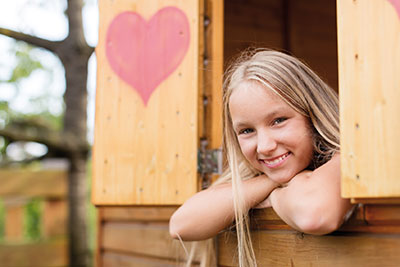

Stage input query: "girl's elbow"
[
  {"left": 296, "top": 213, "right": 342, "bottom": 235},
  {"left": 169, "top": 214, "right": 185, "bottom": 240}
]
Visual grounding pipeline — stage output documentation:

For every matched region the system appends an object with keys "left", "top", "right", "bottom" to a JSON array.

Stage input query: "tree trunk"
[{"left": 0, "top": 0, "right": 93, "bottom": 266}]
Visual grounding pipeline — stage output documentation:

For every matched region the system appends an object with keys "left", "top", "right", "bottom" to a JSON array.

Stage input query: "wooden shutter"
[
  {"left": 92, "top": 0, "right": 203, "bottom": 205},
  {"left": 338, "top": 0, "right": 400, "bottom": 199}
]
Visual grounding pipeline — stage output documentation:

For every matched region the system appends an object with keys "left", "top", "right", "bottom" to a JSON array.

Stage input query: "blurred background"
[{"left": 0, "top": 0, "right": 98, "bottom": 266}]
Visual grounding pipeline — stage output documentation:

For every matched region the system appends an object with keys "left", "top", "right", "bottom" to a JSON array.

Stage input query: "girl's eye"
[
  {"left": 272, "top": 117, "right": 287, "bottom": 125},
  {"left": 238, "top": 128, "right": 254, "bottom": 135}
]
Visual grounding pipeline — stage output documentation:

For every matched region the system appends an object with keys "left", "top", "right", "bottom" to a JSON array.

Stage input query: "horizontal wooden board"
[
  {"left": 102, "top": 251, "right": 193, "bottom": 267},
  {"left": 218, "top": 230, "right": 400, "bottom": 266},
  {"left": 101, "top": 221, "right": 200, "bottom": 262},
  {"left": 249, "top": 206, "right": 400, "bottom": 233},
  {"left": 100, "top": 206, "right": 177, "bottom": 222},
  {"left": 351, "top": 198, "right": 400, "bottom": 204},
  {"left": 0, "top": 170, "right": 67, "bottom": 198},
  {"left": 0, "top": 237, "right": 68, "bottom": 267},
  {"left": 365, "top": 205, "right": 400, "bottom": 224}
]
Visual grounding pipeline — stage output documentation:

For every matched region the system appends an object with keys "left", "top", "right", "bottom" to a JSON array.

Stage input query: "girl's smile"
[
  {"left": 260, "top": 151, "right": 291, "bottom": 168},
  {"left": 229, "top": 80, "right": 314, "bottom": 184}
]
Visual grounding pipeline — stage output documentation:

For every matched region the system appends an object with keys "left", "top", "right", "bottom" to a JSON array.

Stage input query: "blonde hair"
[{"left": 214, "top": 49, "right": 340, "bottom": 266}]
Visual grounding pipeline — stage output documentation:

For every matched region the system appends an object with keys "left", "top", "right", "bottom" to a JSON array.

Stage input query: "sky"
[{"left": 0, "top": 0, "right": 99, "bottom": 144}]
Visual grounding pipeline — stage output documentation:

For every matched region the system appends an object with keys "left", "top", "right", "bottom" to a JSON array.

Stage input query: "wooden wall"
[
  {"left": 0, "top": 170, "right": 68, "bottom": 267},
  {"left": 224, "top": 0, "right": 338, "bottom": 90},
  {"left": 218, "top": 205, "right": 400, "bottom": 266},
  {"left": 97, "top": 207, "right": 203, "bottom": 266}
]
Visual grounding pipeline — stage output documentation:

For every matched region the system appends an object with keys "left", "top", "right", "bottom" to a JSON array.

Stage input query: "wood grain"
[
  {"left": 4, "top": 204, "right": 24, "bottom": 241},
  {"left": 338, "top": 0, "right": 400, "bottom": 198},
  {"left": 92, "top": 0, "right": 202, "bottom": 205},
  {"left": 42, "top": 200, "right": 67, "bottom": 237},
  {"left": 101, "top": 221, "right": 200, "bottom": 262},
  {"left": 0, "top": 170, "right": 67, "bottom": 198},
  {"left": 218, "top": 230, "right": 400, "bottom": 266},
  {"left": 0, "top": 237, "right": 68, "bottom": 267},
  {"left": 102, "top": 251, "right": 192, "bottom": 267},
  {"left": 289, "top": 0, "right": 338, "bottom": 90},
  {"left": 224, "top": 0, "right": 283, "bottom": 64},
  {"left": 100, "top": 206, "right": 177, "bottom": 222}
]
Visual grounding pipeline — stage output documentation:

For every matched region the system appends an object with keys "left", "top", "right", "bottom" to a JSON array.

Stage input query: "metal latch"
[{"left": 198, "top": 140, "right": 223, "bottom": 175}]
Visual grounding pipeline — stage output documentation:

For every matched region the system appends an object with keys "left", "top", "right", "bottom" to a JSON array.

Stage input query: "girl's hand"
[
  {"left": 169, "top": 174, "right": 279, "bottom": 241},
  {"left": 269, "top": 154, "right": 352, "bottom": 235}
]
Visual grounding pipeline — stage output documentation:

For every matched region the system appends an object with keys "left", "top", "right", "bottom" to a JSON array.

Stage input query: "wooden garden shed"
[{"left": 92, "top": 0, "right": 400, "bottom": 266}]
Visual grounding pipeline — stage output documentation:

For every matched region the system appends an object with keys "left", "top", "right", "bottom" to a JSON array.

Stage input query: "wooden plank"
[
  {"left": 4, "top": 204, "right": 24, "bottom": 241},
  {"left": 224, "top": 0, "right": 283, "bottom": 63},
  {"left": 0, "top": 237, "right": 68, "bottom": 267},
  {"left": 249, "top": 206, "right": 400, "bottom": 233},
  {"left": 338, "top": 0, "right": 400, "bottom": 198},
  {"left": 204, "top": 0, "right": 223, "bottom": 150},
  {"left": 0, "top": 170, "right": 67, "bottom": 198},
  {"left": 102, "top": 251, "right": 191, "bottom": 267},
  {"left": 203, "top": 0, "right": 224, "bottom": 185},
  {"left": 289, "top": 0, "right": 338, "bottom": 90},
  {"left": 101, "top": 221, "right": 200, "bottom": 262},
  {"left": 96, "top": 208, "right": 104, "bottom": 267},
  {"left": 365, "top": 205, "right": 400, "bottom": 224},
  {"left": 100, "top": 206, "right": 177, "bottom": 222},
  {"left": 92, "top": 0, "right": 202, "bottom": 205},
  {"left": 42, "top": 200, "right": 67, "bottom": 237},
  {"left": 351, "top": 198, "right": 400, "bottom": 204},
  {"left": 218, "top": 230, "right": 400, "bottom": 266}
]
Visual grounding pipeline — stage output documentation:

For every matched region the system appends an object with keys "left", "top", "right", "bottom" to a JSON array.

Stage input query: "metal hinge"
[{"left": 198, "top": 140, "right": 223, "bottom": 175}]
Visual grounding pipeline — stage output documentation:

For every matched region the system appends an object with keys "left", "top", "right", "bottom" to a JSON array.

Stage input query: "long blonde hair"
[{"left": 214, "top": 49, "right": 340, "bottom": 266}]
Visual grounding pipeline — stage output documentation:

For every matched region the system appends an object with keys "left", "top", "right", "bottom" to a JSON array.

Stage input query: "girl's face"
[{"left": 229, "top": 81, "right": 314, "bottom": 184}]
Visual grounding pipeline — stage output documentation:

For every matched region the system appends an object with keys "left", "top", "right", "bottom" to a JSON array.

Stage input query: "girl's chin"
[
  {"left": 269, "top": 176, "right": 292, "bottom": 184},
  {"left": 264, "top": 171, "right": 295, "bottom": 184}
]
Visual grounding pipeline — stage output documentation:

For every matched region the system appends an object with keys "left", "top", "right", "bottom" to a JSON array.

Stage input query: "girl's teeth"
[{"left": 266, "top": 153, "right": 288, "bottom": 164}]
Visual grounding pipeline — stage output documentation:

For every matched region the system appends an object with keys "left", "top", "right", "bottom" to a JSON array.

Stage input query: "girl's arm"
[
  {"left": 268, "top": 154, "right": 352, "bottom": 235},
  {"left": 169, "top": 175, "right": 279, "bottom": 241}
]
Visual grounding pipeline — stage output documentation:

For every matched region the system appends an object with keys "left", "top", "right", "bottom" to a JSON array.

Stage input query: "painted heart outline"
[
  {"left": 388, "top": 0, "right": 400, "bottom": 19},
  {"left": 106, "top": 7, "right": 190, "bottom": 105}
]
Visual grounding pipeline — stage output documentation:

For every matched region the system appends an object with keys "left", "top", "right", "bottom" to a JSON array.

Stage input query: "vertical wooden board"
[
  {"left": 92, "top": 0, "right": 201, "bottom": 205},
  {"left": 224, "top": 0, "right": 284, "bottom": 63},
  {"left": 5, "top": 204, "right": 24, "bottom": 241},
  {"left": 204, "top": 0, "right": 223, "bottom": 150},
  {"left": 290, "top": 0, "right": 338, "bottom": 90},
  {"left": 338, "top": 0, "right": 400, "bottom": 197},
  {"left": 42, "top": 200, "right": 67, "bottom": 237}
]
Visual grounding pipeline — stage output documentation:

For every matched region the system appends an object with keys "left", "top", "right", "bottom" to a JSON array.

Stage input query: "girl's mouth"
[{"left": 260, "top": 152, "right": 291, "bottom": 168}]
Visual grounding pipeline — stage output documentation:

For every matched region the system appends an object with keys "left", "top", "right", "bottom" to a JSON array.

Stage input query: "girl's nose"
[{"left": 256, "top": 132, "right": 277, "bottom": 154}]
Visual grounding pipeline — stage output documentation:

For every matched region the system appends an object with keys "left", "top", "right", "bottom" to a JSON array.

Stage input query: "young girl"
[{"left": 169, "top": 49, "right": 353, "bottom": 266}]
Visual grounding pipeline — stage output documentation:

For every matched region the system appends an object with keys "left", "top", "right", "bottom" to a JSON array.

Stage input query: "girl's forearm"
[
  {"left": 269, "top": 155, "right": 352, "bottom": 235},
  {"left": 169, "top": 175, "right": 278, "bottom": 241}
]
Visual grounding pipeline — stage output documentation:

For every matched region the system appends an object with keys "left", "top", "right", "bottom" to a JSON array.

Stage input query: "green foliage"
[
  {"left": 7, "top": 43, "right": 43, "bottom": 83},
  {"left": 24, "top": 199, "right": 42, "bottom": 240}
]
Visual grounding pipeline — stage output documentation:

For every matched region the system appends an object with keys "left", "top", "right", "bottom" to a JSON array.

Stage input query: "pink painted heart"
[
  {"left": 388, "top": 0, "right": 400, "bottom": 19},
  {"left": 106, "top": 7, "right": 190, "bottom": 105}
]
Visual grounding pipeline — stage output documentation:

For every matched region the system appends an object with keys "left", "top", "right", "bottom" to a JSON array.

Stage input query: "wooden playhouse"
[{"left": 92, "top": 0, "right": 400, "bottom": 266}]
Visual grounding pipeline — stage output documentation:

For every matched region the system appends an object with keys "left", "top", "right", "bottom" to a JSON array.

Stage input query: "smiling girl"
[{"left": 169, "top": 49, "right": 353, "bottom": 266}]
